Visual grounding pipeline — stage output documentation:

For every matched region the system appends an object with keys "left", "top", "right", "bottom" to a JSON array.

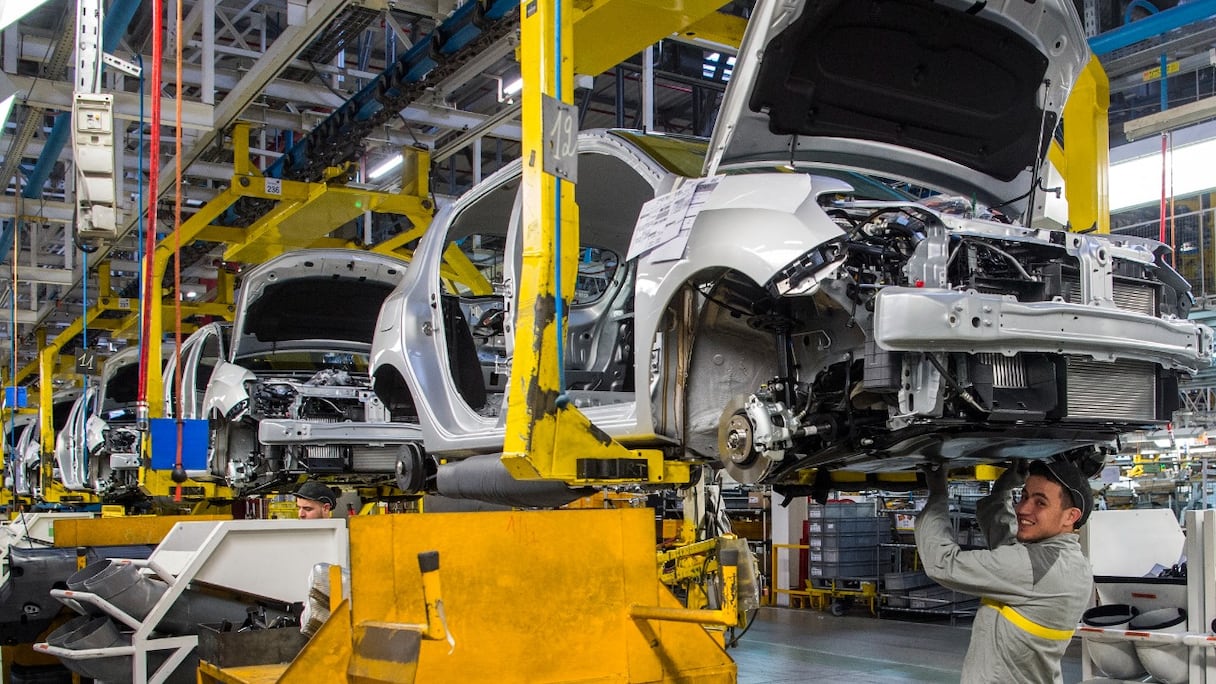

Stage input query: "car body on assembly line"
[
  {"left": 200, "top": 249, "right": 409, "bottom": 493},
  {"left": 7, "top": 389, "right": 82, "bottom": 499},
  {"left": 3, "top": 413, "right": 37, "bottom": 495},
  {"left": 54, "top": 346, "right": 173, "bottom": 499},
  {"left": 278, "top": 0, "right": 1210, "bottom": 505}
]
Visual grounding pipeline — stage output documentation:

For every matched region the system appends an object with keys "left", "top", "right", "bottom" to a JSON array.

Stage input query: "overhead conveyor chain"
[{"left": 261, "top": 0, "right": 517, "bottom": 186}]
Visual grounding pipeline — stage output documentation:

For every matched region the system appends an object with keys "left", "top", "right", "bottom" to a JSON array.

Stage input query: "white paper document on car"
[{"left": 628, "top": 176, "right": 721, "bottom": 262}]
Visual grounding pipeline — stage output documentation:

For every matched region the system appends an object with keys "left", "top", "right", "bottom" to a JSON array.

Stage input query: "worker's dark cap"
[
  {"left": 294, "top": 482, "right": 337, "bottom": 507},
  {"left": 1029, "top": 458, "right": 1094, "bottom": 528}
]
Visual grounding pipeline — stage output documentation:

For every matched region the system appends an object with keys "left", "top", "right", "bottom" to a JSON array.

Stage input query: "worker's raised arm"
[{"left": 976, "top": 461, "right": 1027, "bottom": 550}]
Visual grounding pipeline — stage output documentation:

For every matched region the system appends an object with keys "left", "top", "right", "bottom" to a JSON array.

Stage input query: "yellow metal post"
[
  {"left": 503, "top": 0, "right": 586, "bottom": 475},
  {"left": 1057, "top": 55, "right": 1111, "bottom": 234},
  {"left": 37, "top": 328, "right": 54, "bottom": 494},
  {"left": 96, "top": 259, "right": 112, "bottom": 297},
  {"left": 232, "top": 122, "right": 259, "bottom": 179},
  {"left": 214, "top": 268, "right": 234, "bottom": 305},
  {"left": 401, "top": 147, "right": 431, "bottom": 199},
  {"left": 502, "top": 0, "right": 688, "bottom": 488},
  {"left": 145, "top": 181, "right": 255, "bottom": 421}
]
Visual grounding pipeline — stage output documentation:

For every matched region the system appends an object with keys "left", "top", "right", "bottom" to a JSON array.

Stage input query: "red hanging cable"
[
  {"left": 138, "top": 0, "right": 163, "bottom": 414},
  {"left": 172, "top": 0, "right": 186, "bottom": 500}
]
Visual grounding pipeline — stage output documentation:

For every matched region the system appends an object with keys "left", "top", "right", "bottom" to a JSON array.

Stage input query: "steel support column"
[
  {"left": 202, "top": 0, "right": 216, "bottom": 104},
  {"left": 641, "top": 46, "right": 654, "bottom": 132}
]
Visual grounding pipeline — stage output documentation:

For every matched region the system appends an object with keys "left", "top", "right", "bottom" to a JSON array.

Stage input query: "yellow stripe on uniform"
[{"left": 981, "top": 598, "right": 1075, "bottom": 641}]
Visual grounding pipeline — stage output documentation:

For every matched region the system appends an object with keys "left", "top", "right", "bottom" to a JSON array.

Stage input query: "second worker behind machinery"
[
  {"left": 915, "top": 458, "right": 1094, "bottom": 684},
  {"left": 294, "top": 481, "right": 340, "bottom": 519}
]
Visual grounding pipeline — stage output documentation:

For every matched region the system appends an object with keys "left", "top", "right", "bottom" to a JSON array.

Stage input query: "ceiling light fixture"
[
  {"left": 0, "top": 0, "right": 53, "bottom": 32},
  {"left": 368, "top": 154, "right": 404, "bottom": 181}
]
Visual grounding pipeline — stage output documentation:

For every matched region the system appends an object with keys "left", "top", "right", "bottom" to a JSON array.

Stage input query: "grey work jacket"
[{"left": 914, "top": 469, "right": 1093, "bottom": 683}]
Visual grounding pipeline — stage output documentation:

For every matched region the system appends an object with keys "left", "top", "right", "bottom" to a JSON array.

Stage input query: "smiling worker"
[{"left": 915, "top": 459, "right": 1094, "bottom": 683}]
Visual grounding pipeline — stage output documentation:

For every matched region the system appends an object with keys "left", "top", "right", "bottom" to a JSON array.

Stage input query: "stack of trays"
[{"left": 807, "top": 503, "right": 892, "bottom": 580}]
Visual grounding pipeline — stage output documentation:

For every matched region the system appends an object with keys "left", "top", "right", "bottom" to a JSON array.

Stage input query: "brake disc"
[{"left": 716, "top": 395, "right": 780, "bottom": 484}]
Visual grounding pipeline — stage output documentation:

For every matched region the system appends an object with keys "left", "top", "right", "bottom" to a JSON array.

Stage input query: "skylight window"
[{"left": 701, "top": 52, "right": 736, "bottom": 81}]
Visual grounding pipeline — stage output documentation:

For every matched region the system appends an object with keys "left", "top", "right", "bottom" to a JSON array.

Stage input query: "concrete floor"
[{"left": 731, "top": 607, "right": 1084, "bottom": 683}]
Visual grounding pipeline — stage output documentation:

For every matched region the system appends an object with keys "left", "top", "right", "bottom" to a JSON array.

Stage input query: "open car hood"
[
  {"left": 706, "top": 0, "right": 1091, "bottom": 209},
  {"left": 233, "top": 249, "right": 407, "bottom": 358}
]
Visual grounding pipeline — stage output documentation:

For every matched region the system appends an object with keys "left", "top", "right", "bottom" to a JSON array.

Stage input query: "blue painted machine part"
[
  {"left": 102, "top": 0, "right": 142, "bottom": 52},
  {"left": 261, "top": 0, "right": 519, "bottom": 185},
  {"left": 1124, "top": 0, "right": 1161, "bottom": 26}
]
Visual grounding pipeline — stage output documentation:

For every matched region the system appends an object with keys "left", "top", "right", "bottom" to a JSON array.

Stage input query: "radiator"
[
  {"left": 979, "top": 353, "right": 1028, "bottom": 389},
  {"left": 1063, "top": 278, "right": 1157, "bottom": 316},
  {"left": 351, "top": 446, "right": 398, "bottom": 472},
  {"left": 303, "top": 445, "right": 346, "bottom": 472},
  {"left": 1066, "top": 357, "right": 1156, "bottom": 421}
]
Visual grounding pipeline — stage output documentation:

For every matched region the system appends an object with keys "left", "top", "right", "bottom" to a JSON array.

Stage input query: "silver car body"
[
  {"left": 362, "top": 0, "right": 1211, "bottom": 495},
  {"left": 49, "top": 322, "right": 230, "bottom": 496},
  {"left": 3, "top": 413, "right": 36, "bottom": 494},
  {"left": 164, "top": 322, "right": 231, "bottom": 421},
  {"left": 53, "top": 346, "right": 173, "bottom": 495},
  {"left": 370, "top": 129, "right": 1210, "bottom": 479},
  {"left": 200, "top": 249, "right": 408, "bottom": 491},
  {"left": 8, "top": 390, "right": 83, "bottom": 497}
]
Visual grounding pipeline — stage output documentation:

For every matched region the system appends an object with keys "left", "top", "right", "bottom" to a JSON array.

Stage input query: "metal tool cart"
[
  {"left": 878, "top": 542, "right": 980, "bottom": 623},
  {"left": 877, "top": 489, "right": 983, "bottom": 622}
]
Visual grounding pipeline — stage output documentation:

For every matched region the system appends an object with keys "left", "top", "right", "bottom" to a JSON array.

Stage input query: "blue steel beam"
[
  {"left": 0, "top": 220, "right": 13, "bottom": 264},
  {"left": 21, "top": 112, "right": 70, "bottom": 199},
  {"left": 1089, "top": 0, "right": 1216, "bottom": 55},
  {"left": 102, "top": 0, "right": 142, "bottom": 53}
]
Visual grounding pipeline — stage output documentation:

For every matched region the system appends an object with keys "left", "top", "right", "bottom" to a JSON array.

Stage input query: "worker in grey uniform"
[{"left": 914, "top": 458, "right": 1094, "bottom": 683}]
